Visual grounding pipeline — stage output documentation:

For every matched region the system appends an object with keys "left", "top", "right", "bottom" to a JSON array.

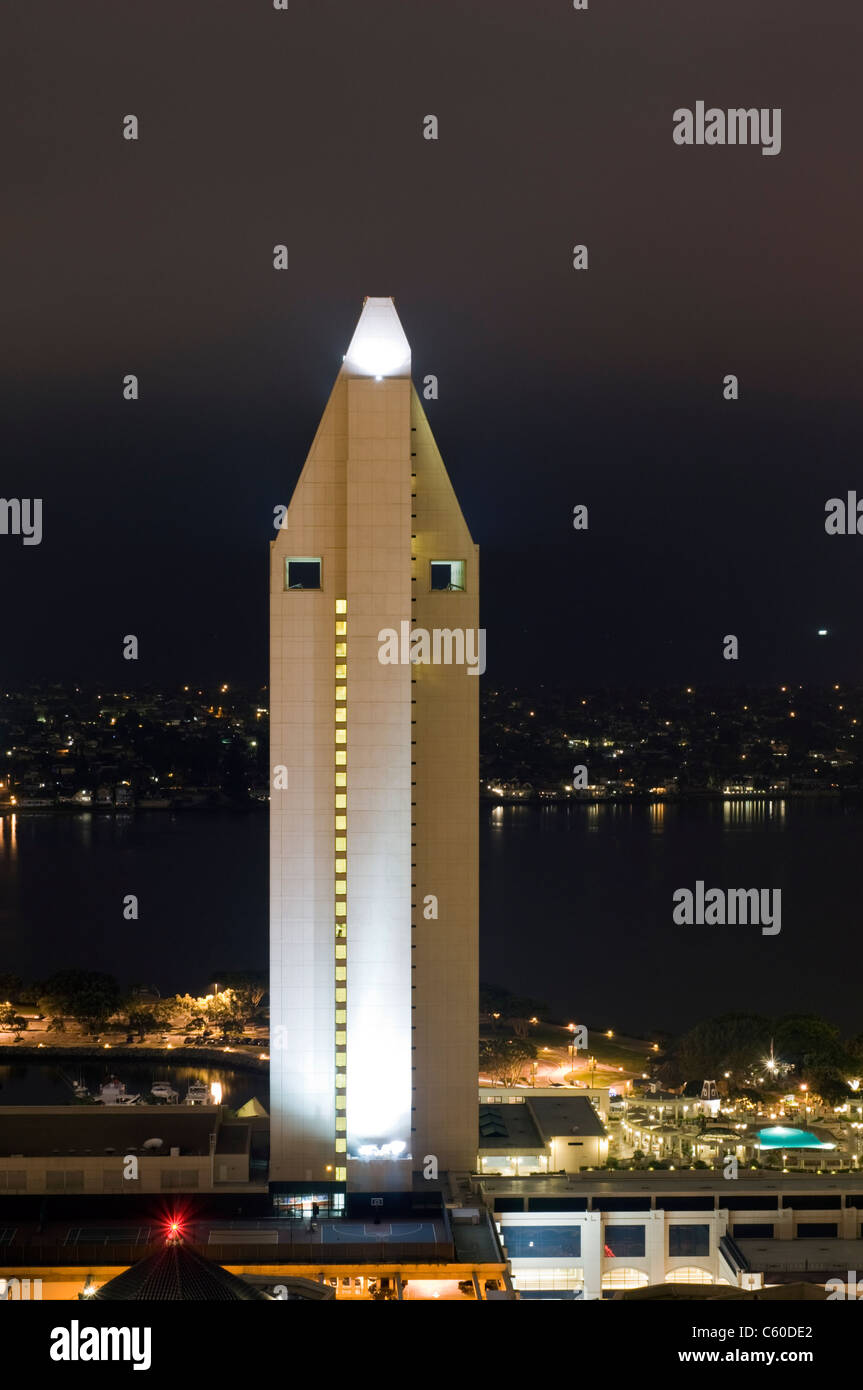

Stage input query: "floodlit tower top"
[{"left": 342, "top": 296, "right": 411, "bottom": 378}]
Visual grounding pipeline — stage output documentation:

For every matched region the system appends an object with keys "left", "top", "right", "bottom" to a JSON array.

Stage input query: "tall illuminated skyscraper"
[{"left": 269, "top": 298, "right": 479, "bottom": 1192}]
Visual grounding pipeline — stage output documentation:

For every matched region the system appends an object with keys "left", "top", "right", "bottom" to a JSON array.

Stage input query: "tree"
[
  {"left": 208, "top": 972, "right": 267, "bottom": 1027},
  {"left": 479, "top": 1037, "right": 537, "bottom": 1086},
  {"left": 808, "top": 1067, "right": 850, "bottom": 1107},
  {"left": 774, "top": 1015, "right": 844, "bottom": 1074},
  {"left": 0, "top": 973, "right": 23, "bottom": 1002},
  {"left": 673, "top": 1013, "right": 772, "bottom": 1079},
  {"left": 479, "top": 982, "right": 547, "bottom": 1024},
  {"left": 39, "top": 971, "right": 122, "bottom": 1036},
  {"left": 0, "top": 1003, "right": 26, "bottom": 1037},
  {"left": 123, "top": 997, "right": 171, "bottom": 1041}
]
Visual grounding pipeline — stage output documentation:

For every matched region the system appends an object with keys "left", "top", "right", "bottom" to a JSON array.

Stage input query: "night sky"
[{"left": 3, "top": 0, "right": 861, "bottom": 691}]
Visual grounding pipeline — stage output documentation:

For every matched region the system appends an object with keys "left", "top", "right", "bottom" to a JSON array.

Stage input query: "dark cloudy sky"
[{"left": 3, "top": 0, "right": 861, "bottom": 690}]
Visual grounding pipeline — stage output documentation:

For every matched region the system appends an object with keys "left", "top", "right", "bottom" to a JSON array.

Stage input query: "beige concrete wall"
[
  {"left": 410, "top": 388, "right": 479, "bottom": 1172},
  {"left": 270, "top": 376, "right": 347, "bottom": 1182},
  {"left": 0, "top": 1155, "right": 209, "bottom": 1194},
  {"left": 344, "top": 376, "right": 413, "bottom": 1175}
]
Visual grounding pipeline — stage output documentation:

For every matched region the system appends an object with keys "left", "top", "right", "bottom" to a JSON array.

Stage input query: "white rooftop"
[{"left": 342, "top": 296, "right": 411, "bottom": 378}]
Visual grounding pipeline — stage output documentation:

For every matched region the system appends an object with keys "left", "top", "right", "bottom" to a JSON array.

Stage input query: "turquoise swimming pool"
[{"left": 756, "top": 1126, "right": 834, "bottom": 1149}]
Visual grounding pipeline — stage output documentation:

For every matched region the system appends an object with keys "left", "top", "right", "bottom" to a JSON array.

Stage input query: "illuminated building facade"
[{"left": 269, "top": 298, "right": 479, "bottom": 1191}]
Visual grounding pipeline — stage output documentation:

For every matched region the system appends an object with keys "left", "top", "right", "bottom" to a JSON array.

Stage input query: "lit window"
[
  {"left": 335, "top": 1005, "right": 346, "bottom": 1018},
  {"left": 430, "top": 559, "right": 465, "bottom": 591},
  {"left": 335, "top": 924, "right": 346, "bottom": 938},
  {"left": 335, "top": 1167, "right": 346, "bottom": 1182},
  {"left": 335, "top": 966, "right": 347, "bottom": 981},
  {"left": 336, "top": 1053, "right": 346, "bottom": 1067},
  {"left": 335, "top": 709, "right": 346, "bottom": 722},
  {"left": 335, "top": 773, "right": 347, "bottom": 787},
  {"left": 336, "top": 643, "right": 347, "bottom": 657},
  {"left": 335, "top": 990, "right": 347, "bottom": 1003},
  {"left": 335, "top": 686, "right": 347, "bottom": 701},
  {"left": 336, "top": 1118, "right": 346, "bottom": 1131},
  {"left": 335, "top": 600, "right": 347, "bottom": 615},
  {"left": 335, "top": 1140, "right": 346, "bottom": 1153},
  {"left": 666, "top": 1268, "right": 714, "bottom": 1285},
  {"left": 336, "top": 1073, "right": 346, "bottom": 1087},
  {"left": 335, "top": 1032, "right": 346, "bottom": 1046},
  {"left": 335, "top": 879, "right": 346, "bottom": 893},
  {"left": 335, "top": 665, "right": 347, "bottom": 679},
  {"left": 335, "top": 730, "right": 346, "bottom": 744},
  {"left": 335, "top": 622, "right": 347, "bottom": 636},
  {"left": 335, "top": 816, "right": 346, "bottom": 830},
  {"left": 335, "top": 838, "right": 346, "bottom": 851},
  {"left": 335, "top": 902, "right": 346, "bottom": 916},
  {"left": 335, "top": 859, "right": 346, "bottom": 874},
  {"left": 335, "top": 794, "right": 347, "bottom": 808},
  {"left": 335, "top": 751, "right": 346, "bottom": 766},
  {"left": 285, "top": 557, "right": 322, "bottom": 590},
  {"left": 336, "top": 1096, "right": 346, "bottom": 1111},
  {"left": 335, "top": 946, "right": 346, "bottom": 959}
]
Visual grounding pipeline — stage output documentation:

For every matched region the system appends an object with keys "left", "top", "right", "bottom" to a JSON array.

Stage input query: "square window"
[
  {"left": 335, "top": 966, "right": 347, "bottom": 981},
  {"left": 335, "top": 817, "right": 346, "bottom": 830},
  {"left": 335, "top": 837, "right": 346, "bottom": 851},
  {"left": 335, "top": 794, "right": 347, "bottom": 808},
  {"left": 335, "top": 752, "right": 346, "bottom": 765},
  {"left": 335, "top": 1139, "right": 347, "bottom": 1152},
  {"left": 335, "top": 664, "right": 347, "bottom": 679},
  {"left": 335, "top": 709, "right": 346, "bottom": 722},
  {"left": 335, "top": 599, "right": 347, "bottom": 615},
  {"left": 285, "top": 557, "right": 322, "bottom": 590},
  {"left": 336, "top": 1053, "right": 346, "bottom": 1066},
  {"left": 335, "top": 925, "right": 346, "bottom": 939},
  {"left": 336, "top": 730, "right": 346, "bottom": 744},
  {"left": 335, "top": 686, "right": 346, "bottom": 701},
  {"left": 335, "top": 773, "right": 346, "bottom": 787},
  {"left": 335, "top": 859, "right": 346, "bottom": 873},
  {"left": 430, "top": 559, "right": 465, "bottom": 591},
  {"left": 335, "top": 643, "right": 347, "bottom": 658},
  {"left": 335, "top": 879, "right": 346, "bottom": 893}
]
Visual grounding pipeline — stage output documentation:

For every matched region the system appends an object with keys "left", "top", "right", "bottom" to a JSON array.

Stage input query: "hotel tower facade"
[{"left": 269, "top": 298, "right": 479, "bottom": 1192}]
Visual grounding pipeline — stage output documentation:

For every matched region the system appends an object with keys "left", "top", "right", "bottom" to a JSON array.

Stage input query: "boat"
[
  {"left": 184, "top": 1080, "right": 211, "bottom": 1105},
  {"left": 96, "top": 1076, "right": 141, "bottom": 1105},
  {"left": 150, "top": 1081, "right": 179, "bottom": 1104}
]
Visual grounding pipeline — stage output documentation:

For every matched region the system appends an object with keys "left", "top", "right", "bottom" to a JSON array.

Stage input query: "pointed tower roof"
[
  {"left": 89, "top": 1237, "right": 271, "bottom": 1301},
  {"left": 343, "top": 296, "right": 411, "bottom": 378}
]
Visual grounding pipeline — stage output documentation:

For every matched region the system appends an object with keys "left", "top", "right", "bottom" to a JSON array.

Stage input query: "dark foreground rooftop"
[
  {"left": 91, "top": 1238, "right": 270, "bottom": 1301},
  {"left": 0, "top": 1106, "right": 217, "bottom": 1156}
]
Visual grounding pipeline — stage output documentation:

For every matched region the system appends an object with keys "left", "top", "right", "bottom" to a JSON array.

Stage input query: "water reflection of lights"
[
  {"left": 722, "top": 798, "right": 786, "bottom": 828},
  {"left": 0, "top": 814, "right": 17, "bottom": 857}
]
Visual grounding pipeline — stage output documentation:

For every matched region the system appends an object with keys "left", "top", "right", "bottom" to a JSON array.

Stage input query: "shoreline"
[{"left": 0, "top": 1044, "right": 269, "bottom": 1072}]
